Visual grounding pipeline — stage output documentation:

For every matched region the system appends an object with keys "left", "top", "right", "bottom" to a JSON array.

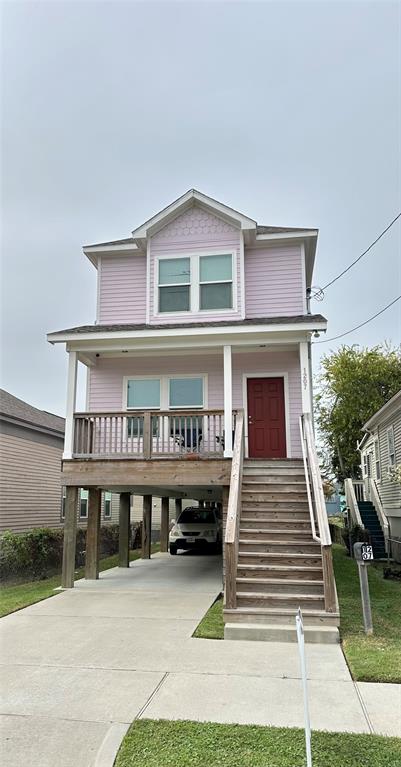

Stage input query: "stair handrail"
[
  {"left": 369, "top": 478, "right": 389, "bottom": 553},
  {"left": 344, "top": 478, "right": 363, "bottom": 527},
  {"left": 224, "top": 410, "right": 245, "bottom": 609},
  {"left": 300, "top": 413, "right": 337, "bottom": 613}
]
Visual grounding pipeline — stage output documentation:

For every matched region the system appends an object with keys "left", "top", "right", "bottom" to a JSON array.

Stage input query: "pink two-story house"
[{"left": 48, "top": 190, "right": 339, "bottom": 641}]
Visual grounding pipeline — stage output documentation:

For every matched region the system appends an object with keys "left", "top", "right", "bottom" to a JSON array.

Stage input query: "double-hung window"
[
  {"left": 387, "top": 426, "right": 396, "bottom": 467},
  {"left": 199, "top": 254, "right": 233, "bottom": 310},
  {"left": 157, "top": 253, "right": 234, "bottom": 314},
  {"left": 158, "top": 258, "right": 190, "bottom": 313}
]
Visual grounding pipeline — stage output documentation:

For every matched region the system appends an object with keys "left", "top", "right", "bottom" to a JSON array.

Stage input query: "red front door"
[{"left": 247, "top": 377, "right": 287, "bottom": 459}]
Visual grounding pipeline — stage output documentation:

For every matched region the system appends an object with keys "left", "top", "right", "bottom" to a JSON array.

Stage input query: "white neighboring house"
[{"left": 359, "top": 390, "right": 401, "bottom": 539}]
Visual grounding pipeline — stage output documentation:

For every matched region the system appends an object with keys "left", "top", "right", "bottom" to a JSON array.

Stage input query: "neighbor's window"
[
  {"left": 61, "top": 488, "right": 66, "bottom": 520},
  {"left": 80, "top": 489, "right": 88, "bottom": 519},
  {"left": 169, "top": 377, "right": 204, "bottom": 408},
  {"left": 374, "top": 441, "right": 381, "bottom": 481},
  {"left": 104, "top": 492, "right": 112, "bottom": 520},
  {"left": 158, "top": 257, "right": 190, "bottom": 313},
  {"left": 199, "top": 254, "right": 233, "bottom": 310},
  {"left": 387, "top": 426, "right": 396, "bottom": 466}
]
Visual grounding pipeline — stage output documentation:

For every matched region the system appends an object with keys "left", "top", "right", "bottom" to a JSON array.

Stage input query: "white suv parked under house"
[{"left": 169, "top": 507, "right": 222, "bottom": 555}]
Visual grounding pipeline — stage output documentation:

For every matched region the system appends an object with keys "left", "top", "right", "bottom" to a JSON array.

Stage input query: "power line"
[
  {"left": 311, "top": 212, "right": 401, "bottom": 297},
  {"left": 313, "top": 295, "right": 401, "bottom": 344}
]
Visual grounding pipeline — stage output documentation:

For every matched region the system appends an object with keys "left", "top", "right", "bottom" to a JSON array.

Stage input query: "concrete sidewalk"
[{"left": 0, "top": 553, "right": 400, "bottom": 767}]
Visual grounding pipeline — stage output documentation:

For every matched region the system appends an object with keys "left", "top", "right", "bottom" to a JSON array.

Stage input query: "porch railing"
[
  {"left": 72, "top": 410, "right": 235, "bottom": 459},
  {"left": 224, "top": 411, "right": 245, "bottom": 609},
  {"left": 344, "top": 478, "right": 364, "bottom": 527},
  {"left": 300, "top": 413, "right": 337, "bottom": 613}
]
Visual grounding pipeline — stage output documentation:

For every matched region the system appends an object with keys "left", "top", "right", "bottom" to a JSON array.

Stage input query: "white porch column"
[
  {"left": 63, "top": 351, "right": 78, "bottom": 459},
  {"left": 299, "top": 341, "right": 312, "bottom": 414},
  {"left": 223, "top": 344, "right": 233, "bottom": 457}
]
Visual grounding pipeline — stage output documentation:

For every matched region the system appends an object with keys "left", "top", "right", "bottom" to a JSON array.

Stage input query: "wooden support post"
[
  {"left": 143, "top": 412, "right": 151, "bottom": 459},
  {"left": 119, "top": 492, "right": 131, "bottom": 567},
  {"left": 85, "top": 488, "right": 101, "bottom": 579},
  {"left": 142, "top": 494, "right": 152, "bottom": 559},
  {"left": 61, "top": 486, "right": 78, "bottom": 588},
  {"left": 174, "top": 498, "right": 182, "bottom": 520},
  {"left": 160, "top": 496, "right": 170, "bottom": 553},
  {"left": 322, "top": 545, "right": 337, "bottom": 613}
]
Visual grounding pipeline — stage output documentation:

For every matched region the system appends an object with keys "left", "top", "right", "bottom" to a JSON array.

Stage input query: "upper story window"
[
  {"left": 158, "top": 258, "right": 191, "bottom": 313},
  {"left": 157, "top": 252, "right": 234, "bottom": 314},
  {"left": 387, "top": 426, "right": 396, "bottom": 466},
  {"left": 199, "top": 254, "right": 233, "bottom": 310}
]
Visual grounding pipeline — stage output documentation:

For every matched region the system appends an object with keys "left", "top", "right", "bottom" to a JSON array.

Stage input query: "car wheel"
[{"left": 169, "top": 544, "right": 178, "bottom": 555}]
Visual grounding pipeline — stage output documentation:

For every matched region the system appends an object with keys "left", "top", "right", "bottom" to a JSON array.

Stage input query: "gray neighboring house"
[
  {"left": 0, "top": 389, "right": 65, "bottom": 533},
  {"left": 359, "top": 390, "right": 401, "bottom": 539}
]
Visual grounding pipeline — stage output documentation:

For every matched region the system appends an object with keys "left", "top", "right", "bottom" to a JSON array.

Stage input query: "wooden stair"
[{"left": 224, "top": 459, "right": 340, "bottom": 643}]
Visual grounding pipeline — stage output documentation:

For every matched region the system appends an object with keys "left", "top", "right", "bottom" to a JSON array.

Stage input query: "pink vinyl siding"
[
  {"left": 149, "top": 206, "right": 242, "bottom": 324},
  {"left": 245, "top": 245, "right": 304, "bottom": 317},
  {"left": 88, "top": 349, "right": 302, "bottom": 456},
  {"left": 98, "top": 255, "right": 146, "bottom": 324}
]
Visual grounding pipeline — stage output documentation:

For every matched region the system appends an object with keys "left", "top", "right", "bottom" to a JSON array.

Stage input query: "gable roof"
[
  {"left": 0, "top": 389, "right": 65, "bottom": 436},
  {"left": 82, "top": 189, "right": 319, "bottom": 284},
  {"left": 363, "top": 390, "right": 401, "bottom": 431}
]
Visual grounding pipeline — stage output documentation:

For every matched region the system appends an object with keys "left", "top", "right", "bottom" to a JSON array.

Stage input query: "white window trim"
[
  {"left": 80, "top": 490, "right": 88, "bottom": 520},
  {"left": 374, "top": 439, "right": 381, "bottom": 482},
  {"left": 153, "top": 249, "right": 237, "bottom": 318},
  {"left": 387, "top": 425, "right": 396, "bottom": 466},
  {"left": 122, "top": 374, "right": 208, "bottom": 411},
  {"left": 241, "top": 372, "right": 291, "bottom": 459},
  {"left": 104, "top": 492, "right": 112, "bottom": 520}
]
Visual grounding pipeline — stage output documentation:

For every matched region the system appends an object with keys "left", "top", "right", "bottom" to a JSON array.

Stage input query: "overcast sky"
[{"left": 1, "top": 0, "right": 400, "bottom": 417}]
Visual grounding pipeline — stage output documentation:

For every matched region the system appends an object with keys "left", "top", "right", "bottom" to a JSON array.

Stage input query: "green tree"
[{"left": 315, "top": 344, "right": 401, "bottom": 481}]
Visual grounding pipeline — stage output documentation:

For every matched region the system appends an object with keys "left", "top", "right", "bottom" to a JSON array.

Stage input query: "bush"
[{"left": 0, "top": 523, "right": 141, "bottom": 582}]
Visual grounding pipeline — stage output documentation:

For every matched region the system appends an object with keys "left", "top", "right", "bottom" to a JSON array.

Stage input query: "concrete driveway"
[{"left": 1, "top": 552, "right": 399, "bottom": 767}]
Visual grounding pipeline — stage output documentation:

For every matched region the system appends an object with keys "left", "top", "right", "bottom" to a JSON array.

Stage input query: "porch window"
[
  {"left": 169, "top": 377, "right": 204, "bottom": 408},
  {"left": 158, "top": 258, "right": 190, "bottom": 313},
  {"left": 104, "top": 492, "right": 112, "bottom": 520},
  {"left": 127, "top": 378, "right": 160, "bottom": 409},
  {"left": 80, "top": 489, "right": 88, "bottom": 519},
  {"left": 387, "top": 426, "right": 396, "bottom": 466},
  {"left": 374, "top": 441, "right": 381, "bottom": 481},
  {"left": 199, "top": 254, "right": 233, "bottom": 310}
]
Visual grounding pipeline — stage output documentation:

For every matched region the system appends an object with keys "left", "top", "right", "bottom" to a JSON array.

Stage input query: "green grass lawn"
[
  {"left": 193, "top": 595, "right": 224, "bottom": 639},
  {"left": 0, "top": 546, "right": 159, "bottom": 618},
  {"left": 333, "top": 544, "right": 401, "bottom": 683},
  {"left": 115, "top": 719, "right": 401, "bottom": 767},
  {"left": 193, "top": 544, "right": 401, "bottom": 683}
]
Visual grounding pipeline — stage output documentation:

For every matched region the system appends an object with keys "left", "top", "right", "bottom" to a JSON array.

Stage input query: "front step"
[
  {"left": 236, "top": 592, "right": 326, "bottom": 610},
  {"left": 238, "top": 552, "right": 322, "bottom": 566},
  {"left": 224, "top": 622, "right": 340, "bottom": 644},
  {"left": 239, "top": 528, "right": 313, "bottom": 541},
  {"left": 237, "top": 564, "right": 324, "bottom": 580},
  {"left": 236, "top": 577, "right": 324, "bottom": 595},
  {"left": 239, "top": 539, "right": 320, "bottom": 554},
  {"left": 241, "top": 518, "right": 312, "bottom": 530},
  {"left": 224, "top": 606, "right": 340, "bottom": 627}
]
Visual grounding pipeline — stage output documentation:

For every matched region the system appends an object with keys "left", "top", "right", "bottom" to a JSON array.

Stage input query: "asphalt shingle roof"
[
  {"left": 0, "top": 389, "right": 65, "bottom": 435},
  {"left": 50, "top": 314, "right": 327, "bottom": 336}
]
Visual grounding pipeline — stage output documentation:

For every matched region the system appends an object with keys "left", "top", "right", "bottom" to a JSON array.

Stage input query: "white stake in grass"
[{"left": 296, "top": 608, "right": 312, "bottom": 767}]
